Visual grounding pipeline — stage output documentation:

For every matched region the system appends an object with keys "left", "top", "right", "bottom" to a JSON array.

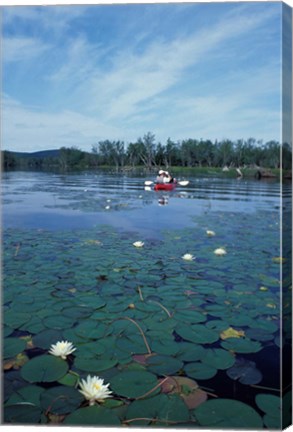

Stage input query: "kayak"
[{"left": 154, "top": 182, "right": 177, "bottom": 191}]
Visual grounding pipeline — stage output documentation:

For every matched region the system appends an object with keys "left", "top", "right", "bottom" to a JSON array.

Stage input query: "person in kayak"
[{"left": 156, "top": 170, "right": 174, "bottom": 183}]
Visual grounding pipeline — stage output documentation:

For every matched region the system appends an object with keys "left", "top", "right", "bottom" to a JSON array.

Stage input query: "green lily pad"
[
  {"left": 150, "top": 339, "right": 180, "bottom": 356},
  {"left": 4, "top": 311, "right": 31, "bottom": 329},
  {"left": 145, "top": 354, "right": 183, "bottom": 375},
  {"left": 245, "top": 328, "right": 275, "bottom": 341},
  {"left": 125, "top": 393, "right": 190, "bottom": 426},
  {"left": 74, "top": 341, "right": 106, "bottom": 357},
  {"left": 32, "top": 329, "right": 64, "bottom": 350},
  {"left": 176, "top": 343, "right": 205, "bottom": 362},
  {"left": 4, "top": 338, "right": 27, "bottom": 360},
  {"left": 77, "top": 295, "right": 106, "bottom": 309},
  {"left": 40, "top": 386, "right": 84, "bottom": 414},
  {"left": 220, "top": 337, "right": 262, "bottom": 353},
  {"left": 43, "top": 314, "right": 75, "bottom": 330},
  {"left": 184, "top": 362, "right": 217, "bottom": 380},
  {"left": 116, "top": 336, "right": 149, "bottom": 355},
  {"left": 4, "top": 404, "right": 42, "bottom": 424},
  {"left": 174, "top": 310, "right": 206, "bottom": 324},
  {"left": 110, "top": 370, "right": 159, "bottom": 399},
  {"left": 58, "top": 372, "right": 80, "bottom": 387},
  {"left": 62, "top": 306, "right": 94, "bottom": 319},
  {"left": 20, "top": 316, "right": 46, "bottom": 334},
  {"left": 255, "top": 393, "right": 281, "bottom": 416},
  {"left": 74, "top": 321, "right": 107, "bottom": 340},
  {"left": 74, "top": 357, "right": 117, "bottom": 373},
  {"left": 252, "top": 320, "right": 279, "bottom": 333},
  {"left": 63, "top": 405, "right": 120, "bottom": 425},
  {"left": 176, "top": 324, "right": 219, "bottom": 344},
  {"left": 201, "top": 348, "right": 235, "bottom": 370},
  {"left": 21, "top": 355, "right": 68, "bottom": 383},
  {"left": 3, "top": 326, "right": 14, "bottom": 337},
  {"left": 206, "top": 320, "right": 230, "bottom": 331},
  {"left": 5, "top": 385, "right": 45, "bottom": 407},
  {"left": 193, "top": 399, "right": 263, "bottom": 428}
]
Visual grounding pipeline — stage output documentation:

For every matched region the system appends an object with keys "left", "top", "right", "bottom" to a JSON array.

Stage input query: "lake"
[{"left": 2, "top": 170, "right": 292, "bottom": 427}]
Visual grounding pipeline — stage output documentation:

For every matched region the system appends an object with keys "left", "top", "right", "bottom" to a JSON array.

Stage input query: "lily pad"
[
  {"left": 40, "top": 386, "right": 84, "bottom": 414},
  {"left": 74, "top": 357, "right": 117, "bottom": 373},
  {"left": 116, "top": 335, "right": 149, "bottom": 355},
  {"left": 125, "top": 393, "right": 190, "bottom": 426},
  {"left": 62, "top": 306, "right": 94, "bottom": 319},
  {"left": 176, "top": 343, "right": 205, "bottom": 362},
  {"left": 226, "top": 358, "right": 263, "bottom": 385},
  {"left": 74, "top": 321, "right": 107, "bottom": 340},
  {"left": 32, "top": 329, "right": 64, "bottom": 350},
  {"left": 4, "top": 311, "right": 31, "bottom": 329},
  {"left": 201, "top": 348, "right": 235, "bottom": 370},
  {"left": 184, "top": 362, "right": 217, "bottom": 380},
  {"left": 4, "top": 338, "right": 27, "bottom": 360},
  {"left": 5, "top": 385, "right": 45, "bottom": 407},
  {"left": 176, "top": 324, "right": 218, "bottom": 344},
  {"left": 63, "top": 405, "right": 120, "bottom": 425},
  {"left": 110, "top": 370, "right": 159, "bottom": 399},
  {"left": 160, "top": 376, "right": 207, "bottom": 409},
  {"left": 245, "top": 328, "right": 275, "bottom": 341},
  {"left": 4, "top": 404, "right": 42, "bottom": 424},
  {"left": 145, "top": 354, "right": 183, "bottom": 375},
  {"left": 193, "top": 398, "right": 263, "bottom": 428},
  {"left": 220, "top": 337, "right": 262, "bottom": 353},
  {"left": 43, "top": 315, "right": 76, "bottom": 330},
  {"left": 21, "top": 355, "right": 68, "bottom": 383},
  {"left": 255, "top": 393, "right": 281, "bottom": 417}
]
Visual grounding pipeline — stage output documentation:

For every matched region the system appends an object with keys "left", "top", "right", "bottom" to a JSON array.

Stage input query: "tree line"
[{"left": 2, "top": 132, "right": 292, "bottom": 171}]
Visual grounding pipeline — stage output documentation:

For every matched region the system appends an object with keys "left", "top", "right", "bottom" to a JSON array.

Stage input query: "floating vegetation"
[{"left": 2, "top": 207, "right": 287, "bottom": 427}]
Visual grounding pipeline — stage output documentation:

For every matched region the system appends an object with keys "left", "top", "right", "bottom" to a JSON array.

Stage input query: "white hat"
[{"left": 159, "top": 170, "right": 164, "bottom": 174}]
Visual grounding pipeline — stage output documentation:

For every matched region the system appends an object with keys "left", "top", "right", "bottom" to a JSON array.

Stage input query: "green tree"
[
  {"left": 2, "top": 151, "right": 17, "bottom": 169},
  {"left": 137, "top": 132, "right": 157, "bottom": 169},
  {"left": 165, "top": 138, "right": 181, "bottom": 167}
]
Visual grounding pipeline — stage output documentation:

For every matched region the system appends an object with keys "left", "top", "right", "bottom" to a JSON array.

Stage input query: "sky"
[{"left": 1, "top": 1, "right": 289, "bottom": 152}]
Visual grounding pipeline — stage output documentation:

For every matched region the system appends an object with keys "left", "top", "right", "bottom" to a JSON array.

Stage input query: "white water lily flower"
[
  {"left": 182, "top": 253, "right": 195, "bottom": 261},
  {"left": 49, "top": 341, "right": 76, "bottom": 359},
  {"left": 214, "top": 248, "right": 227, "bottom": 256},
  {"left": 78, "top": 375, "right": 112, "bottom": 406},
  {"left": 206, "top": 230, "right": 216, "bottom": 236},
  {"left": 133, "top": 241, "right": 144, "bottom": 248}
]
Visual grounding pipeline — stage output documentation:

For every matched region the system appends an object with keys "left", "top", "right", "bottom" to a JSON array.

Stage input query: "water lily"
[
  {"left": 78, "top": 375, "right": 112, "bottom": 406},
  {"left": 206, "top": 230, "right": 216, "bottom": 236},
  {"left": 182, "top": 253, "right": 195, "bottom": 261},
  {"left": 49, "top": 340, "right": 76, "bottom": 359},
  {"left": 133, "top": 241, "right": 144, "bottom": 248},
  {"left": 214, "top": 247, "right": 227, "bottom": 256}
]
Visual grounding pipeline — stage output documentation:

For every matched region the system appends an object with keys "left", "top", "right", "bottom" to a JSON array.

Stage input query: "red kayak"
[{"left": 154, "top": 182, "right": 177, "bottom": 191}]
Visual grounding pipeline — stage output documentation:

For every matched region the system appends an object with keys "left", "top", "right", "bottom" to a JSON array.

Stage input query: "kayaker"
[
  {"left": 156, "top": 170, "right": 174, "bottom": 183},
  {"left": 164, "top": 171, "right": 174, "bottom": 183}
]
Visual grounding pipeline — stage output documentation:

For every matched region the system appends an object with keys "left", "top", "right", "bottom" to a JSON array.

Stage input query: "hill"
[{"left": 8, "top": 149, "right": 60, "bottom": 159}]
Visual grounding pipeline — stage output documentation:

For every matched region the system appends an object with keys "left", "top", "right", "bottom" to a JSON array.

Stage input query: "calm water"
[
  {"left": 2, "top": 170, "right": 292, "bottom": 427},
  {"left": 1, "top": 170, "right": 288, "bottom": 235}
]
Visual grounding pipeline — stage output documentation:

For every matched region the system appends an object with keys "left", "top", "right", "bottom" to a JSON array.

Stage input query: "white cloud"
[
  {"left": 81, "top": 5, "right": 280, "bottom": 126},
  {"left": 2, "top": 3, "right": 282, "bottom": 151},
  {"left": 3, "top": 36, "right": 51, "bottom": 63},
  {"left": 2, "top": 95, "right": 123, "bottom": 152}
]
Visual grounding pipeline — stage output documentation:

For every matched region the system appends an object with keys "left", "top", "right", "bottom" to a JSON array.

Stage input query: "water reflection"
[{"left": 2, "top": 170, "right": 290, "bottom": 235}]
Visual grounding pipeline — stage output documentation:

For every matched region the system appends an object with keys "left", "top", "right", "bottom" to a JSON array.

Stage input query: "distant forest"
[{"left": 2, "top": 132, "right": 292, "bottom": 171}]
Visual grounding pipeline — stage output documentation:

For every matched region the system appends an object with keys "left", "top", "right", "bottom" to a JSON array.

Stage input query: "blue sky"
[{"left": 2, "top": 2, "right": 285, "bottom": 152}]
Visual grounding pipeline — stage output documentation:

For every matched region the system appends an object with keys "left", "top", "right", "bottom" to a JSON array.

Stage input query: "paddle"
[{"left": 144, "top": 180, "right": 189, "bottom": 186}]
